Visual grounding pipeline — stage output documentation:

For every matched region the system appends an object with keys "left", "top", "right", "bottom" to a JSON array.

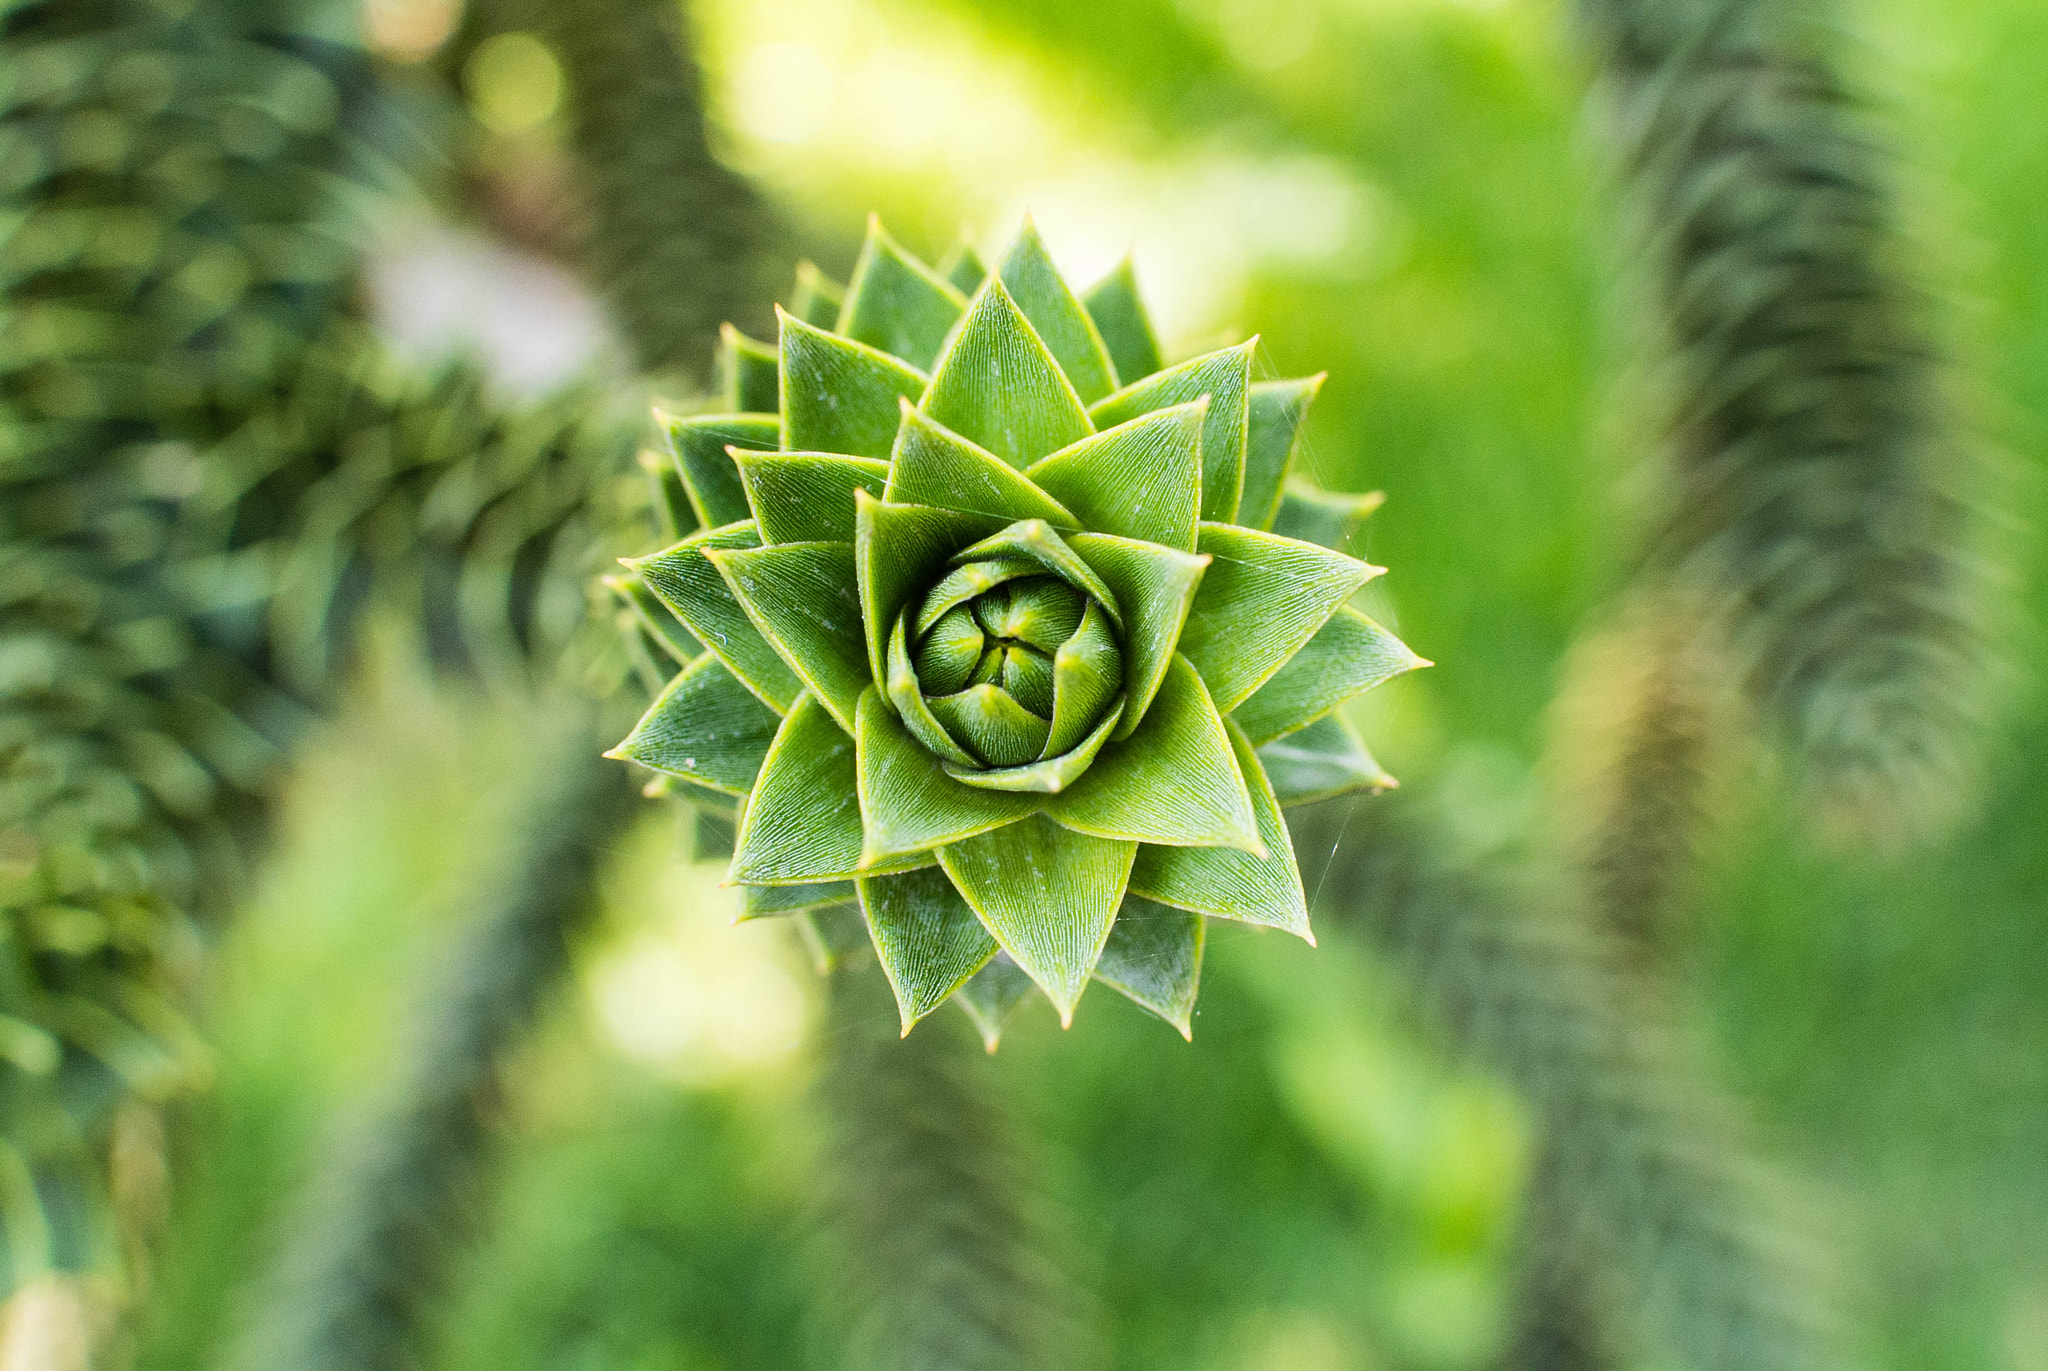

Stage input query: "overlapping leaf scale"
[
  {"left": 855, "top": 492, "right": 1007, "bottom": 689},
  {"left": 1090, "top": 340, "right": 1255, "bottom": 523},
  {"left": 733, "top": 694, "right": 931, "bottom": 884},
  {"left": 718, "top": 323, "right": 780, "bottom": 412},
  {"left": 886, "top": 402, "right": 1079, "bottom": 528},
  {"left": 1240, "top": 375, "right": 1325, "bottom": 533},
  {"left": 856, "top": 689, "right": 1042, "bottom": 856},
  {"left": 858, "top": 865, "right": 999, "bottom": 1032},
  {"left": 1093, "top": 895, "right": 1204, "bottom": 1037},
  {"left": 1256, "top": 712, "right": 1397, "bottom": 806},
  {"left": 998, "top": 219, "right": 1119, "bottom": 404},
  {"left": 607, "top": 652, "right": 780, "bottom": 798},
  {"left": 631, "top": 521, "right": 803, "bottom": 712},
  {"left": 1026, "top": 401, "right": 1204, "bottom": 552},
  {"left": 1233, "top": 606, "right": 1428, "bottom": 745},
  {"left": 779, "top": 310, "right": 928, "bottom": 459},
  {"left": 709, "top": 540, "right": 871, "bottom": 733},
  {"left": 921, "top": 275, "right": 1093, "bottom": 467},
  {"left": 837, "top": 217, "right": 968, "bottom": 371},
  {"left": 1081, "top": 257, "right": 1165, "bottom": 386},
  {"left": 660, "top": 411, "right": 777, "bottom": 529},
  {"left": 1177, "top": 523, "right": 1381, "bottom": 712},
  {"left": 734, "top": 450, "right": 888, "bottom": 544}
]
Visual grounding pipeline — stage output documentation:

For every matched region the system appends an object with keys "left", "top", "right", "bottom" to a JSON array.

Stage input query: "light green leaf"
[
  {"left": 886, "top": 403, "right": 1080, "bottom": 527},
  {"left": 733, "top": 449, "right": 888, "bottom": 544},
  {"left": 1048, "top": 653, "right": 1260, "bottom": 851},
  {"left": 937, "top": 238, "right": 989, "bottom": 296},
  {"left": 922, "top": 276, "right": 1093, "bottom": 466},
  {"left": 857, "top": 866, "right": 999, "bottom": 1033},
  {"left": 787, "top": 260, "right": 844, "bottom": 328},
  {"left": 1081, "top": 257, "right": 1164, "bottom": 385},
  {"left": 1089, "top": 340, "right": 1253, "bottom": 523},
  {"left": 954, "top": 953, "right": 1035, "bottom": 1051},
  {"left": 997, "top": 218, "right": 1118, "bottom": 403},
  {"left": 660, "top": 411, "right": 777, "bottom": 529},
  {"left": 939, "top": 817, "right": 1136, "bottom": 1023},
  {"left": 708, "top": 541, "right": 870, "bottom": 733},
  {"left": 779, "top": 309, "right": 928, "bottom": 459},
  {"left": 856, "top": 688, "right": 1041, "bottom": 857},
  {"left": 948, "top": 698, "right": 1123, "bottom": 794},
  {"left": 1128, "top": 718, "right": 1310, "bottom": 940},
  {"left": 1066, "top": 532, "right": 1209, "bottom": 738},
  {"left": 927, "top": 684, "right": 1052, "bottom": 767},
  {"left": 718, "top": 324, "right": 779, "bottom": 413},
  {"left": 1025, "top": 401, "right": 1204, "bottom": 552},
  {"left": 1178, "top": 523, "right": 1380, "bottom": 711},
  {"left": 999, "top": 644, "right": 1057, "bottom": 716},
  {"left": 1232, "top": 606, "right": 1427, "bottom": 744},
  {"left": 631, "top": 522, "right": 802, "bottom": 712},
  {"left": 1240, "top": 375, "right": 1325, "bottom": 532},
  {"left": 912, "top": 557, "right": 1042, "bottom": 636},
  {"left": 605, "top": 652, "right": 779, "bottom": 797},
  {"left": 1043, "top": 600, "right": 1122, "bottom": 757},
  {"left": 886, "top": 614, "right": 981, "bottom": 768},
  {"left": 906, "top": 605, "right": 984, "bottom": 698},
  {"left": 837, "top": 217, "right": 968, "bottom": 371},
  {"left": 739, "top": 880, "right": 854, "bottom": 920},
  {"left": 1094, "top": 896, "right": 1204, "bottom": 1038},
  {"left": 1254, "top": 712, "right": 1396, "bottom": 807},
  {"left": 1271, "top": 479, "right": 1385, "bottom": 552},
  {"left": 951, "top": 520, "right": 1120, "bottom": 630},
  {"left": 732, "top": 693, "right": 930, "bottom": 884},
  {"left": 976, "top": 578, "right": 1086, "bottom": 653},
  {"left": 854, "top": 491, "right": 1006, "bottom": 689}
]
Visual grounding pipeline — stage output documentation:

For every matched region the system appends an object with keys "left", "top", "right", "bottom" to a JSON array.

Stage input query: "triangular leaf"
[
  {"left": 1067, "top": 532, "right": 1209, "bottom": 738},
  {"left": 631, "top": 522, "right": 802, "bottom": 713},
  {"left": 794, "top": 903, "right": 874, "bottom": 974},
  {"left": 837, "top": 217, "right": 968, "bottom": 371},
  {"left": 640, "top": 446, "right": 696, "bottom": 542},
  {"left": 787, "top": 260, "right": 844, "bottom": 328},
  {"left": 1271, "top": 479, "right": 1384, "bottom": 552},
  {"left": 604, "top": 570, "right": 700, "bottom": 665},
  {"left": 606, "top": 652, "right": 780, "bottom": 797},
  {"left": 1094, "top": 896, "right": 1204, "bottom": 1038},
  {"left": 1240, "top": 375, "right": 1325, "bottom": 532},
  {"left": 951, "top": 520, "right": 1120, "bottom": 631},
  {"left": 1089, "top": 340, "right": 1253, "bottom": 523},
  {"left": 927, "top": 684, "right": 1052, "bottom": 767},
  {"left": 855, "top": 491, "right": 1008, "bottom": 691},
  {"left": 922, "top": 276, "right": 1093, "bottom": 467},
  {"left": 1178, "top": 523, "right": 1380, "bottom": 711},
  {"left": 779, "top": 309, "right": 928, "bottom": 459},
  {"left": 947, "top": 697, "right": 1123, "bottom": 794},
  {"left": 1254, "top": 712, "right": 1396, "bottom": 806},
  {"left": 718, "top": 324, "right": 780, "bottom": 413},
  {"left": 739, "top": 880, "right": 855, "bottom": 920},
  {"left": 1026, "top": 400, "right": 1204, "bottom": 552},
  {"left": 857, "top": 866, "right": 999, "bottom": 1033},
  {"left": 1232, "top": 606, "right": 1427, "bottom": 745},
  {"left": 1081, "top": 257, "right": 1164, "bottom": 385},
  {"left": 708, "top": 540, "right": 871, "bottom": 734},
  {"left": 733, "top": 450, "right": 888, "bottom": 544},
  {"left": 855, "top": 688, "right": 1042, "bottom": 857},
  {"left": 954, "top": 953, "right": 1036, "bottom": 1051},
  {"left": 1048, "top": 654, "right": 1261, "bottom": 851},
  {"left": 661, "top": 411, "right": 778, "bottom": 529},
  {"left": 887, "top": 403, "right": 1079, "bottom": 527},
  {"left": 937, "top": 238, "right": 989, "bottom": 296},
  {"left": 732, "top": 693, "right": 931, "bottom": 884},
  {"left": 1042, "top": 601, "right": 1122, "bottom": 758},
  {"left": 997, "top": 218, "right": 1119, "bottom": 403},
  {"left": 1128, "top": 718, "right": 1311, "bottom": 940},
  {"left": 939, "top": 817, "right": 1136, "bottom": 1024}
]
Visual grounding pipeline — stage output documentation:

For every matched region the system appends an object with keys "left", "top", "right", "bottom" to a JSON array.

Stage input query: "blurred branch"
[
  {"left": 811, "top": 961, "right": 1099, "bottom": 1371},
  {"left": 226, "top": 730, "right": 635, "bottom": 1371}
]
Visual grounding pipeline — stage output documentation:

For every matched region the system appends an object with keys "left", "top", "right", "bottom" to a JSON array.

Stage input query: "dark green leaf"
[
  {"left": 787, "top": 260, "right": 844, "bottom": 328},
  {"left": 732, "top": 693, "right": 929, "bottom": 884},
  {"left": 857, "top": 866, "right": 999, "bottom": 1032},
  {"left": 1128, "top": 718, "right": 1310, "bottom": 940},
  {"left": 997, "top": 218, "right": 1118, "bottom": 403},
  {"left": 732, "top": 449, "right": 888, "bottom": 544},
  {"left": 631, "top": 522, "right": 802, "bottom": 712},
  {"left": 1240, "top": 375, "right": 1325, "bottom": 532},
  {"left": 954, "top": 953, "right": 1036, "bottom": 1051},
  {"left": 1094, "top": 895, "right": 1204, "bottom": 1038},
  {"left": 937, "top": 237, "right": 989, "bottom": 295},
  {"left": 1232, "top": 606, "right": 1426, "bottom": 744},
  {"left": 939, "top": 817, "right": 1137, "bottom": 1022},
  {"left": 855, "top": 688, "right": 1041, "bottom": 856},
  {"left": 1253, "top": 712, "right": 1396, "bottom": 806},
  {"left": 886, "top": 403, "right": 1080, "bottom": 527},
  {"left": 949, "top": 698, "right": 1123, "bottom": 794},
  {"left": 922, "top": 277, "right": 1093, "bottom": 466},
  {"left": 1043, "top": 601, "right": 1121, "bottom": 757},
  {"left": 738, "top": 881, "right": 854, "bottom": 920},
  {"left": 718, "top": 323, "right": 779, "bottom": 413},
  {"left": 660, "top": 411, "right": 778, "bottom": 529},
  {"left": 603, "top": 570, "right": 699, "bottom": 664},
  {"left": 837, "top": 217, "right": 968, "bottom": 371},
  {"left": 605, "top": 652, "right": 779, "bottom": 796},
  {"left": 1026, "top": 400, "right": 1204, "bottom": 551},
  {"left": 1089, "top": 340, "right": 1253, "bottom": 523},
  {"left": 1048, "top": 654, "right": 1260, "bottom": 851},
  {"left": 855, "top": 492, "right": 1007, "bottom": 689},
  {"left": 779, "top": 309, "right": 928, "bottom": 459},
  {"left": 708, "top": 540, "right": 871, "bottom": 733},
  {"left": 1178, "top": 523, "right": 1379, "bottom": 711},
  {"left": 1067, "top": 532, "right": 1209, "bottom": 738},
  {"left": 927, "top": 685, "right": 1052, "bottom": 767},
  {"left": 887, "top": 614, "right": 982, "bottom": 768},
  {"left": 1081, "top": 257, "right": 1164, "bottom": 384}
]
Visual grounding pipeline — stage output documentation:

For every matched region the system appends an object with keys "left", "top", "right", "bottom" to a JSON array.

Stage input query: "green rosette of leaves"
[{"left": 607, "top": 218, "right": 1426, "bottom": 1041}]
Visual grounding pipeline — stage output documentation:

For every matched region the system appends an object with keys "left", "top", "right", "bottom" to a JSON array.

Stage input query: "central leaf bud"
[{"left": 883, "top": 519, "right": 1128, "bottom": 791}]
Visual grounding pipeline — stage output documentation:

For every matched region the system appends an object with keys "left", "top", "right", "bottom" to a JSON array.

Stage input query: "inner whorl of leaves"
[
  {"left": 612, "top": 217, "right": 1424, "bottom": 1037},
  {"left": 1582, "top": 0, "right": 2000, "bottom": 844}
]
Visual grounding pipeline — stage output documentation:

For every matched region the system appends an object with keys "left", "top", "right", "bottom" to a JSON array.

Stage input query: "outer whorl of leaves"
[
  {"left": 610, "top": 217, "right": 1423, "bottom": 1035},
  {"left": 1582, "top": 0, "right": 2000, "bottom": 844}
]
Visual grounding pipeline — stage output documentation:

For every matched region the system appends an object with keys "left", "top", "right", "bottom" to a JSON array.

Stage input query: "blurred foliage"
[{"left": 2, "top": 0, "right": 2043, "bottom": 1368}]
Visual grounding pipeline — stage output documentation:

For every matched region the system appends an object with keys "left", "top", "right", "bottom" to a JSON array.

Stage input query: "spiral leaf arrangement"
[{"left": 609, "top": 218, "right": 1424, "bottom": 1036}]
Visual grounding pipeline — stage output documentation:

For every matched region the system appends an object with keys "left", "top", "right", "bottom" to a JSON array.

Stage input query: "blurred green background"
[{"left": 126, "top": 0, "right": 2046, "bottom": 1368}]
